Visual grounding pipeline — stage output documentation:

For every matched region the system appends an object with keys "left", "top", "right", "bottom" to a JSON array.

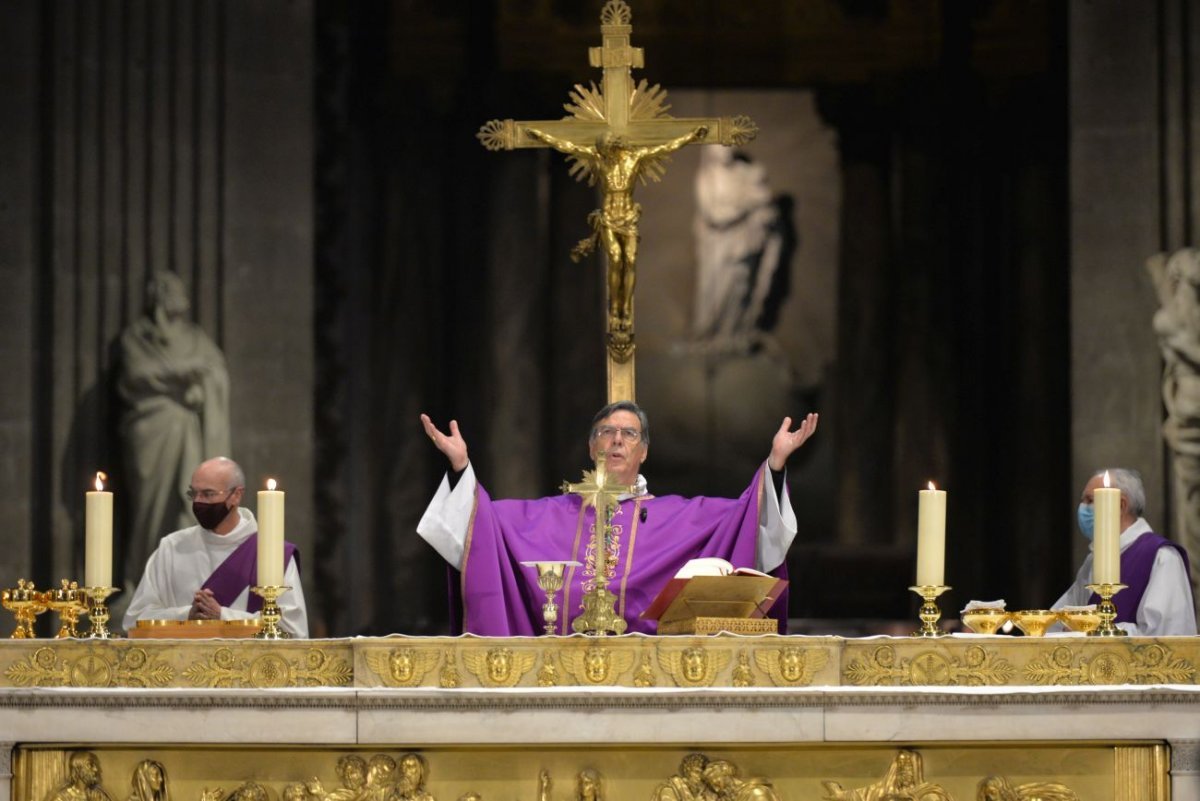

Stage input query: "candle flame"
[
  {"left": 267, "top": 478, "right": 277, "bottom": 491},
  {"left": 1103, "top": 470, "right": 1111, "bottom": 488},
  {"left": 927, "top": 481, "right": 937, "bottom": 491},
  {"left": 94, "top": 471, "right": 107, "bottom": 491}
]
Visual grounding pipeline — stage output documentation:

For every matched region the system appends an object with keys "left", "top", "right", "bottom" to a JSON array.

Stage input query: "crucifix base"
[
  {"left": 571, "top": 586, "right": 627, "bottom": 636},
  {"left": 606, "top": 347, "right": 635, "bottom": 403}
]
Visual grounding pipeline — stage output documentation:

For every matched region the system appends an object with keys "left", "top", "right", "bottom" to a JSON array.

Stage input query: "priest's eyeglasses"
[
  {"left": 186, "top": 487, "right": 236, "bottom": 502},
  {"left": 592, "top": 425, "right": 643, "bottom": 444}
]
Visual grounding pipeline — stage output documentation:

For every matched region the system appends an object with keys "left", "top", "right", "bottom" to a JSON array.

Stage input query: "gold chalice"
[
  {"left": 45, "top": 579, "right": 86, "bottom": 638},
  {"left": 1059, "top": 609, "right": 1101, "bottom": 634},
  {"left": 1, "top": 579, "right": 47, "bottom": 638},
  {"left": 521, "top": 561, "right": 581, "bottom": 635},
  {"left": 1012, "top": 609, "right": 1059, "bottom": 638},
  {"left": 960, "top": 608, "right": 1010, "bottom": 635}
]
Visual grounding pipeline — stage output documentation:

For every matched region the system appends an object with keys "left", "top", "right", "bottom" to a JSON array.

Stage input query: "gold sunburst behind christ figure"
[{"left": 478, "top": 0, "right": 757, "bottom": 403}]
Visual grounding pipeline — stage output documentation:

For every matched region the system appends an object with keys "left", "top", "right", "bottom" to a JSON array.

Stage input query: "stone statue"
[
  {"left": 976, "top": 776, "right": 1078, "bottom": 801},
  {"left": 653, "top": 754, "right": 710, "bottom": 801},
  {"left": 48, "top": 752, "right": 114, "bottom": 801},
  {"left": 126, "top": 760, "right": 168, "bottom": 801},
  {"left": 1147, "top": 248, "right": 1200, "bottom": 607},
  {"left": 821, "top": 750, "right": 950, "bottom": 801},
  {"left": 524, "top": 126, "right": 709, "bottom": 333},
  {"left": 691, "top": 147, "right": 790, "bottom": 352},
  {"left": 117, "top": 270, "right": 230, "bottom": 586}
]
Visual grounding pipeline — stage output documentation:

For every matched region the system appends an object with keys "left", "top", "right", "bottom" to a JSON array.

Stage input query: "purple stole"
[
  {"left": 201, "top": 533, "right": 300, "bottom": 613},
  {"left": 455, "top": 467, "right": 787, "bottom": 636},
  {"left": 1088, "top": 531, "right": 1191, "bottom": 624}
]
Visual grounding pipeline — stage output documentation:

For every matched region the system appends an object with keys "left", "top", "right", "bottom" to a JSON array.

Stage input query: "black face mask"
[{"left": 193, "top": 500, "right": 232, "bottom": 530}]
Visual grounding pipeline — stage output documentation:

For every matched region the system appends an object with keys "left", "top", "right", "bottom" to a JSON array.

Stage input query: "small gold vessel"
[
  {"left": 1059, "top": 608, "right": 1102, "bottom": 634},
  {"left": 960, "top": 608, "right": 1010, "bottom": 635},
  {"left": 1012, "top": 609, "right": 1059, "bottom": 637}
]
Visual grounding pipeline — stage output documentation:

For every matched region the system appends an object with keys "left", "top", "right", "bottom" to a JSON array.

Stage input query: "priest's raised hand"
[
  {"left": 768, "top": 413, "right": 819, "bottom": 472},
  {"left": 420, "top": 413, "right": 469, "bottom": 472}
]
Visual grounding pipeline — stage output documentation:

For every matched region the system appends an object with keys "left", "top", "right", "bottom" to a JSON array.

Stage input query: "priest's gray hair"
[
  {"left": 1091, "top": 468, "right": 1146, "bottom": 517},
  {"left": 209, "top": 456, "right": 246, "bottom": 490},
  {"left": 590, "top": 400, "right": 649, "bottom": 444}
]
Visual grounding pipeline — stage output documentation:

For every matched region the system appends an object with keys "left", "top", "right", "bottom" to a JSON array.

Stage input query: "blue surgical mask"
[{"left": 1077, "top": 502, "right": 1095, "bottom": 541}]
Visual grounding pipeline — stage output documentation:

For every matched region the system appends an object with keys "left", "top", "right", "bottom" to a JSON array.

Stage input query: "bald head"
[
  {"left": 193, "top": 457, "right": 245, "bottom": 490},
  {"left": 189, "top": 457, "right": 246, "bottom": 534}
]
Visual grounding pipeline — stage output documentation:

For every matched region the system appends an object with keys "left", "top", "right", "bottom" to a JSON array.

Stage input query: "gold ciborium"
[
  {"left": 45, "top": 579, "right": 87, "bottom": 638},
  {"left": 1, "top": 579, "right": 47, "bottom": 638},
  {"left": 909, "top": 585, "right": 951, "bottom": 637},
  {"left": 1012, "top": 609, "right": 1059, "bottom": 638},
  {"left": 1059, "top": 607, "right": 1102, "bottom": 635},
  {"left": 521, "top": 560, "right": 581, "bottom": 635},
  {"left": 960, "top": 608, "right": 1010, "bottom": 635},
  {"left": 1085, "top": 582, "right": 1129, "bottom": 637},
  {"left": 252, "top": 585, "right": 290, "bottom": 639}
]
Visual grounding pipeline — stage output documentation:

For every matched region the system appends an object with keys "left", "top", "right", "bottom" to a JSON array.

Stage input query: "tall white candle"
[
  {"left": 916, "top": 481, "right": 947, "bottom": 587},
  {"left": 257, "top": 478, "right": 285, "bottom": 587},
  {"left": 85, "top": 472, "right": 113, "bottom": 588},
  {"left": 1093, "top": 471, "right": 1121, "bottom": 585}
]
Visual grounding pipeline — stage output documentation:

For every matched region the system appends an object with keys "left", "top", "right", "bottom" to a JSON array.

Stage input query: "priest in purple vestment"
[
  {"left": 1052, "top": 467, "right": 1196, "bottom": 635},
  {"left": 123, "top": 457, "right": 309, "bottom": 636},
  {"left": 417, "top": 401, "right": 819, "bottom": 636}
]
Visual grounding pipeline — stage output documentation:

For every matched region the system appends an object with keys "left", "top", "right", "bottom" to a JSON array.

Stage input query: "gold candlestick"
[
  {"left": 522, "top": 561, "right": 581, "bottom": 635},
  {"left": 46, "top": 580, "right": 86, "bottom": 638},
  {"left": 83, "top": 586, "right": 120, "bottom": 638},
  {"left": 1085, "top": 582, "right": 1128, "bottom": 637},
  {"left": 909, "top": 584, "right": 951, "bottom": 637},
  {"left": 252, "top": 585, "right": 290, "bottom": 639},
  {"left": 2, "top": 580, "right": 47, "bottom": 638}
]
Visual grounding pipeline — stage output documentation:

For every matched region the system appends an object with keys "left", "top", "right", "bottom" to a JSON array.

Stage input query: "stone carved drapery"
[{"left": 1147, "top": 248, "right": 1200, "bottom": 612}]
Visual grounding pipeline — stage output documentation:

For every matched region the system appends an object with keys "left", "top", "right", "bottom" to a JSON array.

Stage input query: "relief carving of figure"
[
  {"left": 361, "top": 756, "right": 398, "bottom": 801},
  {"left": 654, "top": 754, "right": 711, "bottom": 801},
  {"left": 1148, "top": 247, "right": 1200, "bottom": 603},
  {"left": 127, "top": 760, "right": 167, "bottom": 801},
  {"left": 391, "top": 754, "right": 434, "bottom": 801},
  {"left": 701, "top": 760, "right": 780, "bottom": 801},
  {"left": 199, "top": 783, "right": 268, "bottom": 801},
  {"left": 307, "top": 755, "right": 368, "bottom": 801},
  {"left": 976, "top": 776, "right": 1078, "bottom": 801},
  {"left": 538, "top": 769, "right": 602, "bottom": 801},
  {"left": 117, "top": 270, "right": 230, "bottom": 586},
  {"left": 822, "top": 750, "right": 950, "bottom": 801},
  {"left": 48, "top": 753, "right": 114, "bottom": 801}
]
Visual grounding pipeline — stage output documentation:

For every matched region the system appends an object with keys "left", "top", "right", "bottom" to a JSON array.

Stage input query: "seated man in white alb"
[
  {"left": 123, "top": 456, "right": 308, "bottom": 636},
  {"left": 1052, "top": 468, "right": 1195, "bottom": 635}
]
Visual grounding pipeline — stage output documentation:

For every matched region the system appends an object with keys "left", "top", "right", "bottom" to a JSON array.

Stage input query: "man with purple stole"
[
  {"left": 418, "top": 401, "right": 819, "bottom": 635},
  {"left": 1052, "top": 468, "right": 1196, "bottom": 635},
  {"left": 123, "top": 457, "right": 309, "bottom": 636}
]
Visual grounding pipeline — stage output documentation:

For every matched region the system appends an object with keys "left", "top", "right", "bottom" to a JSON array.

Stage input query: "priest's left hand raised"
[
  {"left": 122, "top": 456, "right": 309, "bottom": 636},
  {"left": 417, "top": 401, "right": 818, "bottom": 635}
]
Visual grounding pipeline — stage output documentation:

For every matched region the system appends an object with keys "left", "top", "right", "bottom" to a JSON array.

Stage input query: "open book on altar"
[{"left": 640, "top": 558, "right": 788, "bottom": 635}]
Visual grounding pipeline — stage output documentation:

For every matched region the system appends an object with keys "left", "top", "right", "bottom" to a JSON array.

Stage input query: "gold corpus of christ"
[
  {"left": 477, "top": 0, "right": 758, "bottom": 404},
  {"left": 561, "top": 450, "right": 635, "bottom": 635}
]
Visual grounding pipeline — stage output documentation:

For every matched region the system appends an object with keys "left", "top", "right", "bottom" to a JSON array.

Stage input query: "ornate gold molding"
[
  {"left": 843, "top": 644, "right": 1015, "bottom": 686},
  {"left": 4, "top": 645, "right": 173, "bottom": 688},
  {"left": 1023, "top": 643, "right": 1196, "bottom": 686},
  {"left": 182, "top": 647, "right": 352, "bottom": 688}
]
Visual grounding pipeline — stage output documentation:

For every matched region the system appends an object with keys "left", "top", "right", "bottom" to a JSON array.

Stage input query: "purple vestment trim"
[
  {"left": 456, "top": 467, "right": 788, "bottom": 636},
  {"left": 201, "top": 532, "right": 300, "bottom": 614},
  {"left": 1087, "top": 531, "right": 1191, "bottom": 624}
]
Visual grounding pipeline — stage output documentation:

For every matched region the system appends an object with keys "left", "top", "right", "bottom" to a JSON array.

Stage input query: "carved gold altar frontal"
[
  {"left": 0, "top": 635, "right": 1197, "bottom": 689},
  {"left": 10, "top": 743, "right": 1169, "bottom": 801}
]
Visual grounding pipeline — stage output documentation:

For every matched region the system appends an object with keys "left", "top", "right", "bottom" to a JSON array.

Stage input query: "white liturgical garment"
[
  {"left": 123, "top": 507, "right": 309, "bottom": 637},
  {"left": 417, "top": 461, "right": 799, "bottom": 573},
  {"left": 1052, "top": 518, "right": 1196, "bottom": 636}
]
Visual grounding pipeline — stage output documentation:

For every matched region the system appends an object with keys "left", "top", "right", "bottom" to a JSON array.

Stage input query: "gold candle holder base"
[
  {"left": 252, "top": 585, "right": 291, "bottom": 639},
  {"left": 46, "top": 580, "right": 86, "bottom": 638},
  {"left": 1085, "top": 582, "right": 1129, "bottom": 637},
  {"left": 84, "top": 586, "right": 121, "bottom": 638},
  {"left": 909, "top": 584, "right": 951, "bottom": 637},
  {"left": 571, "top": 585, "right": 627, "bottom": 636},
  {"left": 2, "top": 580, "right": 47, "bottom": 638}
]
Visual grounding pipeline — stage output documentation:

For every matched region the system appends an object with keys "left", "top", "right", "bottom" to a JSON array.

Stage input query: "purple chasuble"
[
  {"left": 1087, "top": 531, "right": 1191, "bottom": 624},
  {"left": 457, "top": 467, "right": 787, "bottom": 636},
  {"left": 201, "top": 533, "right": 301, "bottom": 613}
]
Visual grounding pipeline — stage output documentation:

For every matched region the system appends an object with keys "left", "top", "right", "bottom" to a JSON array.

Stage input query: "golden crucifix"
[
  {"left": 560, "top": 450, "right": 635, "bottom": 634},
  {"left": 478, "top": 0, "right": 757, "bottom": 403}
]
